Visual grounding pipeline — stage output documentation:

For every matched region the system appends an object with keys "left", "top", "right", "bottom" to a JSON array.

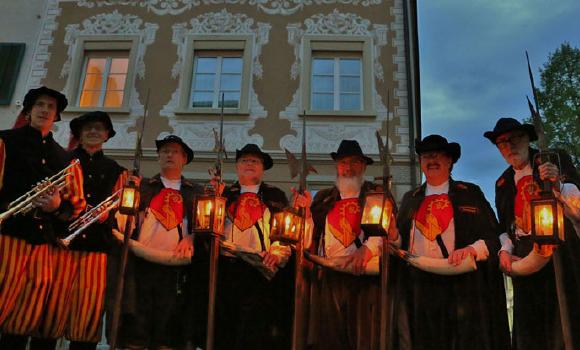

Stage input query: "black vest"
[{"left": 0, "top": 125, "right": 73, "bottom": 245}]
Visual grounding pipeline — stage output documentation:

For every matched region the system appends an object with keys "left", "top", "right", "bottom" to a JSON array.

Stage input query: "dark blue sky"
[{"left": 417, "top": 0, "right": 580, "bottom": 205}]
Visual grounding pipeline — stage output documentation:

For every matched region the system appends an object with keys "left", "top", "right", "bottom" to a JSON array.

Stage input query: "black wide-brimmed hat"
[
  {"left": 22, "top": 86, "right": 68, "bottom": 121},
  {"left": 236, "top": 144, "right": 273, "bottom": 170},
  {"left": 70, "top": 111, "right": 116, "bottom": 140},
  {"left": 330, "top": 140, "right": 373, "bottom": 165},
  {"left": 155, "top": 135, "right": 194, "bottom": 164},
  {"left": 415, "top": 134, "right": 461, "bottom": 163},
  {"left": 483, "top": 117, "right": 538, "bottom": 144}
]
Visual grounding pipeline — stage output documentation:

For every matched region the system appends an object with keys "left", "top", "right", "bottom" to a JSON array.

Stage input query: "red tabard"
[
  {"left": 514, "top": 175, "right": 541, "bottom": 233},
  {"left": 228, "top": 192, "right": 266, "bottom": 231},
  {"left": 414, "top": 194, "right": 453, "bottom": 241},
  {"left": 327, "top": 198, "right": 362, "bottom": 248},
  {"left": 149, "top": 188, "right": 183, "bottom": 230}
]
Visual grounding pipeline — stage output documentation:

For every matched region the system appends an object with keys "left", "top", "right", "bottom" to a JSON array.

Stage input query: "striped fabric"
[
  {"left": 0, "top": 139, "right": 5, "bottom": 191},
  {"left": 62, "top": 159, "right": 86, "bottom": 220},
  {"left": 67, "top": 251, "right": 107, "bottom": 342},
  {"left": 114, "top": 169, "right": 130, "bottom": 193},
  {"left": 36, "top": 248, "right": 79, "bottom": 339},
  {"left": 0, "top": 235, "right": 53, "bottom": 335}
]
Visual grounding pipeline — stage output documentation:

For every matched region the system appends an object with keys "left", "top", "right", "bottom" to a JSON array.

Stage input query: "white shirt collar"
[
  {"left": 513, "top": 163, "right": 533, "bottom": 184},
  {"left": 425, "top": 180, "right": 450, "bottom": 196},
  {"left": 160, "top": 176, "right": 181, "bottom": 191},
  {"left": 241, "top": 183, "right": 260, "bottom": 194}
]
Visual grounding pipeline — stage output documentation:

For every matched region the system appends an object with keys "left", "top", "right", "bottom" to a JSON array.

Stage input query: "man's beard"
[{"left": 335, "top": 175, "right": 364, "bottom": 196}]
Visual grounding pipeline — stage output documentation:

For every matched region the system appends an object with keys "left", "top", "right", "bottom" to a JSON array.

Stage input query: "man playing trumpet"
[{"left": 0, "top": 87, "right": 85, "bottom": 349}]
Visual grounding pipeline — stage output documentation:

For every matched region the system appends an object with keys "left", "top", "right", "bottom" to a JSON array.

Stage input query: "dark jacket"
[
  {"left": 0, "top": 125, "right": 77, "bottom": 245},
  {"left": 222, "top": 181, "right": 289, "bottom": 215},
  {"left": 67, "top": 147, "right": 126, "bottom": 252},
  {"left": 310, "top": 181, "right": 382, "bottom": 254}
]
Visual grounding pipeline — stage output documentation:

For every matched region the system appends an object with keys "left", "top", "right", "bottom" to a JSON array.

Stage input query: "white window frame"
[
  {"left": 65, "top": 36, "right": 138, "bottom": 114},
  {"left": 189, "top": 54, "right": 244, "bottom": 109},
  {"left": 175, "top": 35, "right": 253, "bottom": 115},
  {"left": 311, "top": 56, "right": 363, "bottom": 111},
  {"left": 301, "top": 36, "right": 375, "bottom": 117},
  {"left": 76, "top": 52, "right": 130, "bottom": 108}
]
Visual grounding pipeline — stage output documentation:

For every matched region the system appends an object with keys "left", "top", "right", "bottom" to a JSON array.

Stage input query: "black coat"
[
  {"left": 394, "top": 179, "right": 510, "bottom": 350},
  {"left": 495, "top": 148, "right": 580, "bottom": 350}
]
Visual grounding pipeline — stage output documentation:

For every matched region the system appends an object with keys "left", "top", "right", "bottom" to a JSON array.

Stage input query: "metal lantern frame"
[
  {"left": 270, "top": 207, "right": 304, "bottom": 244},
  {"left": 192, "top": 194, "right": 227, "bottom": 235},
  {"left": 118, "top": 179, "right": 140, "bottom": 215},
  {"left": 360, "top": 191, "right": 394, "bottom": 237}
]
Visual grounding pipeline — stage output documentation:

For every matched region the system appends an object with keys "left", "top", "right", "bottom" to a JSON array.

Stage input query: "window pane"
[
  {"left": 192, "top": 92, "right": 214, "bottom": 108},
  {"left": 220, "top": 74, "right": 241, "bottom": 91},
  {"left": 110, "top": 58, "right": 129, "bottom": 74},
  {"left": 221, "top": 57, "right": 242, "bottom": 74},
  {"left": 311, "top": 93, "right": 333, "bottom": 110},
  {"left": 340, "top": 93, "right": 361, "bottom": 110},
  {"left": 340, "top": 59, "right": 361, "bottom": 75},
  {"left": 312, "top": 76, "right": 333, "bottom": 93},
  {"left": 86, "top": 58, "right": 106, "bottom": 74},
  {"left": 312, "top": 58, "right": 334, "bottom": 75},
  {"left": 219, "top": 92, "right": 240, "bottom": 108},
  {"left": 79, "top": 91, "right": 101, "bottom": 107},
  {"left": 107, "top": 74, "right": 127, "bottom": 91},
  {"left": 104, "top": 91, "right": 124, "bottom": 108},
  {"left": 82, "top": 73, "right": 103, "bottom": 91},
  {"left": 194, "top": 73, "right": 215, "bottom": 91},
  {"left": 340, "top": 76, "right": 360, "bottom": 93},
  {"left": 195, "top": 57, "right": 217, "bottom": 73}
]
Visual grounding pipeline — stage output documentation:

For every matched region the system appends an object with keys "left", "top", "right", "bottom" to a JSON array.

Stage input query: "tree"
[{"left": 528, "top": 43, "right": 580, "bottom": 168}]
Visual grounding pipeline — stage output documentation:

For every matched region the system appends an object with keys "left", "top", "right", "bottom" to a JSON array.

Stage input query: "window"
[
  {"left": 301, "top": 38, "right": 374, "bottom": 116},
  {"left": 78, "top": 51, "right": 129, "bottom": 108},
  {"left": 311, "top": 56, "right": 362, "bottom": 111},
  {"left": 0, "top": 43, "right": 25, "bottom": 105},
  {"left": 190, "top": 53, "right": 243, "bottom": 109}
]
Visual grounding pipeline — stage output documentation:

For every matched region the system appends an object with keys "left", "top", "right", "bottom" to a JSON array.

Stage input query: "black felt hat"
[
  {"left": 70, "top": 111, "right": 116, "bottom": 140},
  {"left": 483, "top": 117, "right": 538, "bottom": 144},
  {"left": 22, "top": 86, "right": 68, "bottom": 121},
  {"left": 235, "top": 144, "right": 273, "bottom": 170},
  {"left": 415, "top": 134, "right": 461, "bottom": 163},
  {"left": 330, "top": 140, "right": 373, "bottom": 165},
  {"left": 155, "top": 135, "right": 194, "bottom": 164}
]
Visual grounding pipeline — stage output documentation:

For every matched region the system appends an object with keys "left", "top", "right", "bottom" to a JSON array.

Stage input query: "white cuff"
[
  {"left": 499, "top": 232, "right": 514, "bottom": 255},
  {"left": 363, "top": 236, "right": 382, "bottom": 256},
  {"left": 469, "top": 239, "right": 489, "bottom": 261}
]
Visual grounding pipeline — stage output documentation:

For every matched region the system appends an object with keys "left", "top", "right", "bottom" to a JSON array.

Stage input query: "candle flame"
[{"left": 540, "top": 207, "right": 553, "bottom": 226}]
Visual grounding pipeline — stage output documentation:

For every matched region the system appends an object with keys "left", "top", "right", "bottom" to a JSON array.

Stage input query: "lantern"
[
  {"left": 270, "top": 207, "right": 303, "bottom": 244},
  {"left": 192, "top": 195, "right": 227, "bottom": 235},
  {"left": 531, "top": 191, "right": 565, "bottom": 245},
  {"left": 119, "top": 180, "right": 140, "bottom": 215},
  {"left": 361, "top": 192, "right": 394, "bottom": 237}
]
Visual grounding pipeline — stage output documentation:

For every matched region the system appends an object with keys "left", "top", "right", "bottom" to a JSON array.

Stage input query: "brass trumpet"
[
  {"left": 0, "top": 159, "right": 80, "bottom": 224},
  {"left": 60, "top": 189, "right": 122, "bottom": 246}
]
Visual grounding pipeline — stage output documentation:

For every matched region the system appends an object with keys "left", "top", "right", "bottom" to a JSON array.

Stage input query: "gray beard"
[{"left": 335, "top": 175, "right": 364, "bottom": 197}]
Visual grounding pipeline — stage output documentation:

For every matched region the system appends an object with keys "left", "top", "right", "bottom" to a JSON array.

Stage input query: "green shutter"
[{"left": 0, "top": 43, "right": 26, "bottom": 105}]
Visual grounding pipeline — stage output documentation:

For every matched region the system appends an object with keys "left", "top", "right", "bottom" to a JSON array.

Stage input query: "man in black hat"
[
  {"left": 30, "top": 111, "right": 128, "bottom": 350},
  {"left": 393, "top": 134, "right": 510, "bottom": 350},
  {"left": 0, "top": 87, "right": 85, "bottom": 350},
  {"left": 307, "top": 139, "right": 398, "bottom": 350},
  {"left": 121, "top": 135, "right": 202, "bottom": 350},
  {"left": 484, "top": 117, "right": 580, "bottom": 349},
  {"left": 208, "top": 143, "right": 294, "bottom": 349}
]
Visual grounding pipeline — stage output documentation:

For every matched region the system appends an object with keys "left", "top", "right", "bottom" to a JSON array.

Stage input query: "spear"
[
  {"left": 526, "top": 51, "right": 573, "bottom": 350},
  {"left": 109, "top": 88, "right": 150, "bottom": 349}
]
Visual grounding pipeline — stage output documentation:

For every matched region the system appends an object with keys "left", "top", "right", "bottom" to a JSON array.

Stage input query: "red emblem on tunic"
[
  {"left": 514, "top": 175, "right": 541, "bottom": 233},
  {"left": 228, "top": 193, "right": 266, "bottom": 231},
  {"left": 414, "top": 194, "right": 453, "bottom": 241},
  {"left": 327, "top": 198, "right": 362, "bottom": 248},
  {"left": 149, "top": 188, "right": 183, "bottom": 230}
]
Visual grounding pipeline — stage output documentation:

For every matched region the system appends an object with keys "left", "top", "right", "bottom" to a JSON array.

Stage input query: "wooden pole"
[
  {"left": 205, "top": 233, "right": 220, "bottom": 350},
  {"left": 552, "top": 250, "right": 574, "bottom": 350}
]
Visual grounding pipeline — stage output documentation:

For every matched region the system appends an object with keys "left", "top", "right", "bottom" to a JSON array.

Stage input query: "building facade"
[{"left": 2, "top": 0, "right": 421, "bottom": 199}]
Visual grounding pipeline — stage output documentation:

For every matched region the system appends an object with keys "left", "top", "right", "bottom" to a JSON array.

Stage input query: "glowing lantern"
[
  {"left": 361, "top": 192, "right": 394, "bottom": 237},
  {"left": 531, "top": 194, "right": 565, "bottom": 244},
  {"left": 270, "top": 207, "right": 303, "bottom": 244},
  {"left": 193, "top": 195, "right": 227, "bottom": 235},
  {"left": 119, "top": 180, "right": 140, "bottom": 215}
]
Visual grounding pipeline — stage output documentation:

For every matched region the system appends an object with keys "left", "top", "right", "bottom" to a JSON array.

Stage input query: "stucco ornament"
[{"left": 76, "top": 0, "right": 382, "bottom": 16}]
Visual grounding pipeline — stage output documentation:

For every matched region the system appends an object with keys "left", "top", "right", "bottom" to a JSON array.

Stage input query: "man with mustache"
[
  {"left": 484, "top": 117, "right": 580, "bottom": 349},
  {"left": 0, "top": 87, "right": 85, "bottom": 349},
  {"left": 308, "top": 140, "right": 398, "bottom": 350},
  {"left": 211, "top": 144, "right": 293, "bottom": 349},
  {"left": 394, "top": 134, "right": 510, "bottom": 350}
]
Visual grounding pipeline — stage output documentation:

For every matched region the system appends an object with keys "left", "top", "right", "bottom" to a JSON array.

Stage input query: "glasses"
[
  {"left": 496, "top": 133, "right": 526, "bottom": 148},
  {"left": 419, "top": 151, "right": 446, "bottom": 160},
  {"left": 239, "top": 158, "right": 262, "bottom": 165},
  {"left": 82, "top": 123, "right": 107, "bottom": 132}
]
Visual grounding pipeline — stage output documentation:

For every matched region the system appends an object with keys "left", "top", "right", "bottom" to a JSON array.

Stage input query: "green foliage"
[{"left": 527, "top": 43, "right": 580, "bottom": 168}]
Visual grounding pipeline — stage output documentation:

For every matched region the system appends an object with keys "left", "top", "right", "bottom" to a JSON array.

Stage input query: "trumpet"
[
  {"left": 0, "top": 159, "right": 80, "bottom": 224},
  {"left": 60, "top": 189, "right": 122, "bottom": 247}
]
